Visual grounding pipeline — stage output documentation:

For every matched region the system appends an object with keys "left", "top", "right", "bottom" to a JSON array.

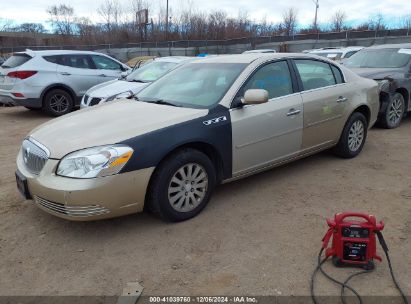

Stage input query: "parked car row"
[
  {"left": 15, "top": 52, "right": 380, "bottom": 222},
  {"left": 80, "top": 56, "right": 195, "bottom": 108}
]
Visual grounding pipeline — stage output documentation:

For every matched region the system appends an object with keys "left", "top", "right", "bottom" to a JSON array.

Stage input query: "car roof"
[
  {"left": 154, "top": 56, "right": 196, "bottom": 63},
  {"left": 243, "top": 49, "right": 276, "bottom": 53},
  {"left": 192, "top": 53, "right": 332, "bottom": 64},
  {"left": 367, "top": 43, "right": 411, "bottom": 50},
  {"left": 309, "top": 46, "right": 364, "bottom": 53},
  {"left": 15, "top": 49, "right": 108, "bottom": 57}
]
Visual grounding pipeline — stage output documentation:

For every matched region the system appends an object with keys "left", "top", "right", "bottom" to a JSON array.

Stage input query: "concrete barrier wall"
[{"left": 97, "top": 35, "right": 411, "bottom": 62}]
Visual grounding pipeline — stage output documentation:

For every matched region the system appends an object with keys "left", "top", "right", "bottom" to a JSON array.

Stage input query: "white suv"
[
  {"left": 81, "top": 56, "right": 195, "bottom": 108},
  {"left": 0, "top": 50, "right": 130, "bottom": 116}
]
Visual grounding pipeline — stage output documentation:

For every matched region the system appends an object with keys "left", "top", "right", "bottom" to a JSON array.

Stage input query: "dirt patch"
[{"left": 0, "top": 106, "right": 410, "bottom": 297}]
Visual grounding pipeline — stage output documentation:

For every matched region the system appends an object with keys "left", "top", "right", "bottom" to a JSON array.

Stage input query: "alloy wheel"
[
  {"left": 388, "top": 96, "right": 404, "bottom": 127},
  {"left": 348, "top": 120, "right": 364, "bottom": 152},
  {"left": 49, "top": 94, "right": 69, "bottom": 114},
  {"left": 168, "top": 163, "right": 208, "bottom": 212}
]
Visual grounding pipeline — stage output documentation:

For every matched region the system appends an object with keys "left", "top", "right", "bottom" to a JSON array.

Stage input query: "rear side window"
[
  {"left": 91, "top": 55, "right": 121, "bottom": 70},
  {"left": 240, "top": 61, "right": 294, "bottom": 99},
  {"left": 331, "top": 65, "right": 344, "bottom": 84},
  {"left": 294, "top": 60, "right": 336, "bottom": 90},
  {"left": 43, "top": 55, "right": 59, "bottom": 64},
  {"left": 58, "top": 55, "right": 94, "bottom": 69},
  {"left": 1, "top": 54, "right": 31, "bottom": 68}
]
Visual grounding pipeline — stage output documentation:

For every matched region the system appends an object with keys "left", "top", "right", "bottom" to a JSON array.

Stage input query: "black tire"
[
  {"left": 43, "top": 89, "right": 74, "bottom": 116},
  {"left": 24, "top": 106, "right": 41, "bottom": 111},
  {"left": 379, "top": 92, "right": 405, "bottom": 129},
  {"left": 333, "top": 112, "right": 368, "bottom": 158},
  {"left": 148, "top": 148, "right": 216, "bottom": 222}
]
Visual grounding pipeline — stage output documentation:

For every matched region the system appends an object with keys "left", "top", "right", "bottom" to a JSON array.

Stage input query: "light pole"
[
  {"left": 165, "top": 0, "right": 169, "bottom": 40},
  {"left": 312, "top": 0, "right": 319, "bottom": 30}
]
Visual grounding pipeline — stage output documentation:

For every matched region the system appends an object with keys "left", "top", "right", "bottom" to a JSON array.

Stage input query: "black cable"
[
  {"left": 311, "top": 248, "right": 364, "bottom": 304},
  {"left": 376, "top": 231, "right": 409, "bottom": 304},
  {"left": 340, "top": 270, "right": 372, "bottom": 304}
]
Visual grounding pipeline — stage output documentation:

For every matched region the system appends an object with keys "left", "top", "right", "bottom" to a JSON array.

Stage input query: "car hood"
[
  {"left": 29, "top": 100, "right": 208, "bottom": 159},
  {"left": 86, "top": 79, "right": 149, "bottom": 98},
  {"left": 349, "top": 67, "right": 404, "bottom": 80}
]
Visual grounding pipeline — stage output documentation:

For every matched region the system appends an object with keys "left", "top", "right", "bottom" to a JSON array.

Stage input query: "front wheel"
[
  {"left": 379, "top": 92, "right": 405, "bottom": 129},
  {"left": 148, "top": 149, "right": 216, "bottom": 222},
  {"left": 43, "top": 89, "right": 74, "bottom": 116},
  {"left": 334, "top": 112, "right": 368, "bottom": 158}
]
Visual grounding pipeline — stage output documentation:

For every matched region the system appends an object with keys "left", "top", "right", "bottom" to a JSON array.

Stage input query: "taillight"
[{"left": 7, "top": 71, "right": 37, "bottom": 79}]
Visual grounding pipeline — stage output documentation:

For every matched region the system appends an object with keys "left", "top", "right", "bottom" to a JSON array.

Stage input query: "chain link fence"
[{"left": 1, "top": 28, "right": 411, "bottom": 55}]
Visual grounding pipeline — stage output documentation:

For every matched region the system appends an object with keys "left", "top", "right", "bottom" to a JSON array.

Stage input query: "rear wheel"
[
  {"left": 43, "top": 89, "right": 74, "bottom": 116},
  {"left": 333, "top": 112, "right": 368, "bottom": 158},
  {"left": 380, "top": 92, "right": 405, "bottom": 129},
  {"left": 148, "top": 148, "right": 216, "bottom": 222}
]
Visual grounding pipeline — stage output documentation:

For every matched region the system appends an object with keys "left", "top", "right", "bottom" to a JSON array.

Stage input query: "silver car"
[
  {"left": 81, "top": 56, "right": 195, "bottom": 108},
  {"left": 0, "top": 50, "right": 130, "bottom": 116},
  {"left": 16, "top": 53, "right": 378, "bottom": 222}
]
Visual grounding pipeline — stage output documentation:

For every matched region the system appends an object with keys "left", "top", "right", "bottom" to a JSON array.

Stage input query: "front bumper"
[{"left": 16, "top": 151, "right": 154, "bottom": 221}]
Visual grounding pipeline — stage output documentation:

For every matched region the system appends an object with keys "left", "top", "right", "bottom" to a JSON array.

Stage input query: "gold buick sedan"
[{"left": 16, "top": 53, "right": 379, "bottom": 222}]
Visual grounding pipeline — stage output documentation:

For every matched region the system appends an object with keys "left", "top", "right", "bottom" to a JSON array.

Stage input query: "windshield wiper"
[
  {"left": 130, "top": 79, "right": 147, "bottom": 83},
  {"left": 140, "top": 98, "right": 181, "bottom": 107}
]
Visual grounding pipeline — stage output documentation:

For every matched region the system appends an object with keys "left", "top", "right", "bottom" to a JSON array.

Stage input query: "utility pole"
[
  {"left": 312, "top": 0, "right": 319, "bottom": 30},
  {"left": 165, "top": 0, "right": 169, "bottom": 40}
]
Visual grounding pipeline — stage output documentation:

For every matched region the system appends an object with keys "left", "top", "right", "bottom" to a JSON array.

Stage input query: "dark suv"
[{"left": 344, "top": 43, "right": 411, "bottom": 128}]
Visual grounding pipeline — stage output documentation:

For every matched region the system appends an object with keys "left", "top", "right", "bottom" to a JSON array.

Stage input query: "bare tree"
[
  {"left": 13, "top": 23, "right": 46, "bottom": 33},
  {"left": 401, "top": 14, "right": 411, "bottom": 35},
  {"left": 369, "top": 14, "right": 386, "bottom": 31},
  {"left": 330, "top": 10, "right": 347, "bottom": 32},
  {"left": 0, "top": 17, "right": 14, "bottom": 31},
  {"left": 98, "top": 0, "right": 123, "bottom": 32},
  {"left": 282, "top": 8, "right": 298, "bottom": 36},
  {"left": 47, "top": 4, "right": 76, "bottom": 36}
]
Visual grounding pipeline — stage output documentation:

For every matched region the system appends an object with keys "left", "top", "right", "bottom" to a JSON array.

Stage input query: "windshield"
[
  {"left": 126, "top": 60, "right": 178, "bottom": 82},
  {"left": 344, "top": 48, "right": 411, "bottom": 68},
  {"left": 137, "top": 62, "right": 247, "bottom": 108}
]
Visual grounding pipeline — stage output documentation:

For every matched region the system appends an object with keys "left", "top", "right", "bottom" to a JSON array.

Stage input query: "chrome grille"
[
  {"left": 21, "top": 139, "right": 49, "bottom": 175},
  {"left": 34, "top": 196, "right": 110, "bottom": 217}
]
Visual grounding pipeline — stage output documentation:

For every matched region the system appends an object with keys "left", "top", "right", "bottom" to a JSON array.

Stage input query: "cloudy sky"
[{"left": 0, "top": 0, "right": 410, "bottom": 28}]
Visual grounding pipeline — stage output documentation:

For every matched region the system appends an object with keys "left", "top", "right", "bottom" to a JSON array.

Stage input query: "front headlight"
[{"left": 57, "top": 145, "right": 133, "bottom": 179}]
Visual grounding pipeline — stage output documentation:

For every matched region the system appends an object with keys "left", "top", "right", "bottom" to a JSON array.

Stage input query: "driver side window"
[{"left": 238, "top": 61, "right": 294, "bottom": 100}]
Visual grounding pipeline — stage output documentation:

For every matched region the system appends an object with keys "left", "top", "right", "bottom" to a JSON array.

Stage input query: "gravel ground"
[{"left": 0, "top": 106, "right": 410, "bottom": 299}]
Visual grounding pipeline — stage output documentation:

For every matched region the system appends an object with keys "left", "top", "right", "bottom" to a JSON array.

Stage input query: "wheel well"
[
  {"left": 163, "top": 142, "right": 224, "bottom": 183},
  {"left": 353, "top": 105, "right": 371, "bottom": 125},
  {"left": 144, "top": 142, "right": 225, "bottom": 210},
  {"left": 41, "top": 85, "right": 76, "bottom": 106},
  {"left": 395, "top": 88, "right": 409, "bottom": 110}
]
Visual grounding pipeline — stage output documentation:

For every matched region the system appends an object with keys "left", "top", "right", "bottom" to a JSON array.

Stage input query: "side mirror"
[
  {"left": 120, "top": 71, "right": 128, "bottom": 79},
  {"left": 242, "top": 89, "right": 269, "bottom": 105}
]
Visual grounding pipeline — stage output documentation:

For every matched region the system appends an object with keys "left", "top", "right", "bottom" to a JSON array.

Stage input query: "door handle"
[
  {"left": 286, "top": 108, "right": 301, "bottom": 117},
  {"left": 60, "top": 72, "right": 71, "bottom": 76},
  {"left": 99, "top": 74, "right": 107, "bottom": 77},
  {"left": 336, "top": 96, "right": 348, "bottom": 103}
]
